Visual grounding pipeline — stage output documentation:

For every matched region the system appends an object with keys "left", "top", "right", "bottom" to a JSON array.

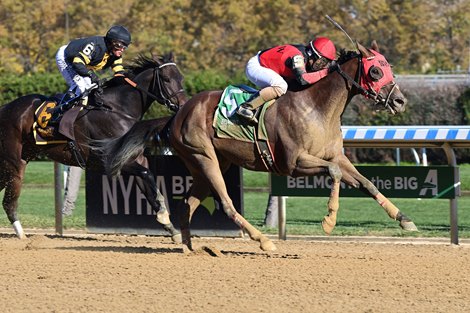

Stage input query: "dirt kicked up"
[{"left": 0, "top": 233, "right": 469, "bottom": 313}]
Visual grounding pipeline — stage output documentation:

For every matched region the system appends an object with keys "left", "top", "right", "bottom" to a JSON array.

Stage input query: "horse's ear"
[
  {"left": 357, "top": 42, "right": 372, "bottom": 57},
  {"left": 371, "top": 40, "right": 379, "bottom": 52},
  {"left": 168, "top": 51, "right": 175, "bottom": 62}
]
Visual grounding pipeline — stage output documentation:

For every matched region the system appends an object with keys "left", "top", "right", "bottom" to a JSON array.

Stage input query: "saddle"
[
  {"left": 213, "top": 85, "right": 279, "bottom": 172},
  {"left": 33, "top": 96, "right": 84, "bottom": 145}
]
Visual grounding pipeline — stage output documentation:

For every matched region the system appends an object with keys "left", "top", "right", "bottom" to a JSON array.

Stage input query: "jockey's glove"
[
  {"left": 328, "top": 61, "right": 339, "bottom": 73},
  {"left": 88, "top": 71, "right": 100, "bottom": 85}
]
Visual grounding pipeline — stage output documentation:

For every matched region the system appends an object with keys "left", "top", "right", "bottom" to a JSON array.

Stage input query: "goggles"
[
  {"left": 112, "top": 41, "right": 128, "bottom": 51},
  {"left": 312, "top": 56, "right": 331, "bottom": 71}
]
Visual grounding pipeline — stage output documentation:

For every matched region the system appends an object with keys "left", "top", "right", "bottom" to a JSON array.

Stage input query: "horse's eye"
[{"left": 368, "top": 66, "right": 383, "bottom": 81}]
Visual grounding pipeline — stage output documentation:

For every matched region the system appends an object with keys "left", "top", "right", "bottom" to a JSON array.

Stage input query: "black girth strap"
[
  {"left": 66, "top": 141, "right": 86, "bottom": 169},
  {"left": 253, "top": 129, "right": 280, "bottom": 174}
]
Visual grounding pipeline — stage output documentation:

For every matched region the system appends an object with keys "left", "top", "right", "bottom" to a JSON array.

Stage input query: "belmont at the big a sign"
[{"left": 272, "top": 166, "right": 458, "bottom": 199}]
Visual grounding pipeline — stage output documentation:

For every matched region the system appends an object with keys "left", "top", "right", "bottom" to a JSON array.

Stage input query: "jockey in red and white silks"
[{"left": 237, "top": 37, "right": 337, "bottom": 123}]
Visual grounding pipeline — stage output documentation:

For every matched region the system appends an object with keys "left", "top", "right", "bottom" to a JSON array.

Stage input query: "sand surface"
[{"left": 1, "top": 233, "right": 469, "bottom": 313}]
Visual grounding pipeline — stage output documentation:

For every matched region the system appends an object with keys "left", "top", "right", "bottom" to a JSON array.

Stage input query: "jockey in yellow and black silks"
[{"left": 53, "top": 25, "right": 131, "bottom": 116}]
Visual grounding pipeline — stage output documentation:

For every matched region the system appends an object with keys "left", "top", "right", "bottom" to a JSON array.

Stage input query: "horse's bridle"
[
  {"left": 152, "top": 62, "right": 185, "bottom": 112},
  {"left": 121, "top": 62, "right": 185, "bottom": 112},
  {"left": 333, "top": 55, "right": 398, "bottom": 113}
]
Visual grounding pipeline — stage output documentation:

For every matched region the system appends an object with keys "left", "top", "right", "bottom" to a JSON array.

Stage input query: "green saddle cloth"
[{"left": 213, "top": 85, "right": 271, "bottom": 143}]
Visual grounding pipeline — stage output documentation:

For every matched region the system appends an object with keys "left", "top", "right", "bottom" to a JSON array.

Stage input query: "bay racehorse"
[
  {"left": 99, "top": 42, "right": 418, "bottom": 252},
  {"left": 0, "top": 53, "right": 187, "bottom": 241}
]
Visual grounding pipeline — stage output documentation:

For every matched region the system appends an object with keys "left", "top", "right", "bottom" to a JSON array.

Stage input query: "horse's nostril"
[{"left": 393, "top": 98, "right": 407, "bottom": 112}]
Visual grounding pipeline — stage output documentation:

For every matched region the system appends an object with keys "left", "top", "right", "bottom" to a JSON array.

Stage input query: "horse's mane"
[
  {"left": 126, "top": 53, "right": 173, "bottom": 76},
  {"left": 103, "top": 53, "right": 173, "bottom": 88},
  {"left": 337, "top": 49, "right": 360, "bottom": 65}
]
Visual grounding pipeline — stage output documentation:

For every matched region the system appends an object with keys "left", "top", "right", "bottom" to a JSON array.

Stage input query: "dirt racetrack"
[{"left": 0, "top": 232, "right": 469, "bottom": 313}]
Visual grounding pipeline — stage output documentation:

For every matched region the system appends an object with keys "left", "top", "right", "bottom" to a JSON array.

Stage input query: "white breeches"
[
  {"left": 245, "top": 53, "right": 288, "bottom": 95},
  {"left": 56, "top": 45, "right": 93, "bottom": 96}
]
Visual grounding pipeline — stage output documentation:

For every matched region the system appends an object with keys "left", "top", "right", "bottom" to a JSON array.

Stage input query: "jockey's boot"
[
  {"left": 50, "top": 92, "right": 78, "bottom": 123},
  {"left": 236, "top": 104, "right": 256, "bottom": 122},
  {"left": 236, "top": 93, "right": 266, "bottom": 124},
  {"left": 93, "top": 87, "right": 104, "bottom": 107}
]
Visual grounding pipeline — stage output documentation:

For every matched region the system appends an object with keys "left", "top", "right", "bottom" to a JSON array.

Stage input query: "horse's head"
[
  {"left": 356, "top": 41, "right": 407, "bottom": 114},
  {"left": 126, "top": 53, "right": 188, "bottom": 112},
  {"left": 154, "top": 52, "right": 188, "bottom": 111}
]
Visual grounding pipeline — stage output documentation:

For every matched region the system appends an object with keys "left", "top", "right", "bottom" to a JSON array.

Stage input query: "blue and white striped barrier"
[{"left": 341, "top": 126, "right": 470, "bottom": 148}]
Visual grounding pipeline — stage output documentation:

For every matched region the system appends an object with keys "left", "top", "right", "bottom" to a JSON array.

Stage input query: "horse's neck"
[
  {"left": 106, "top": 71, "right": 155, "bottom": 118},
  {"left": 281, "top": 58, "right": 361, "bottom": 135},
  {"left": 313, "top": 58, "right": 360, "bottom": 118},
  {"left": 133, "top": 71, "right": 155, "bottom": 111}
]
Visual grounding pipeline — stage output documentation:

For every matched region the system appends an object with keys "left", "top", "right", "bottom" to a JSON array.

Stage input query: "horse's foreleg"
[
  {"left": 338, "top": 156, "right": 418, "bottom": 231},
  {"left": 322, "top": 165, "right": 342, "bottom": 234},
  {"left": 122, "top": 160, "right": 181, "bottom": 242},
  {"left": 295, "top": 154, "right": 342, "bottom": 234}
]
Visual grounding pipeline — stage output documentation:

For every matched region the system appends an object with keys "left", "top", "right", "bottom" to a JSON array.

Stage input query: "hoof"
[
  {"left": 182, "top": 244, "right": 193, "bottom": 254},
  {"left": 156, "top": 211, "right": 171, "bottom": 225},
  {"left": 400, "top": 220, "right": 418, "bottom": 231},
  {"left": 171, "top": 233, "right": 182, "bottom": 244},
  {"left": 321, "top": 216, "right": 335, "bottom": 235},
  {"left": 260, "top": 239, "right": 277, "bottom": 252},
  {"left": 13, "top": 221, "right": 26, "bottom": 239}
]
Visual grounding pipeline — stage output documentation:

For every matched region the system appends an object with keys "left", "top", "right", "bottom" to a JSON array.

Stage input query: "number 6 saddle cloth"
[{"left": 33, "top": 98, "right": 84, "bottom": 145}]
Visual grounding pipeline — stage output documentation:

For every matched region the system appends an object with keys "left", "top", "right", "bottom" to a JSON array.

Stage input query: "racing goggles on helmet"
[
  {"left": 112, "top": 40, "right": 128, "bottom": 51},
  {"left": 309, "top": 42, "right": 332, "bottom": 71},
  {"left": 311, "top": 56, "right": 331, "bottom": 71}
]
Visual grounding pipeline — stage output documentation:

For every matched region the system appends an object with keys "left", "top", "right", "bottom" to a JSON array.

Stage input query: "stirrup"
[{"left": 236, "top": 106, "right": 258, "bottom": 124}]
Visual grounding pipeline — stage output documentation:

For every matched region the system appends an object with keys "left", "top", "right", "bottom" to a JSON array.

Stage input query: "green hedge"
[
  {"left": 0, "top": 70, "right": 250, "bottom": 119},
  {"left": 2, "top": 71, "right": 469, "bottom": 125},
  {"left": 0, "top": 73, "right": 67, "bottom": 105}
]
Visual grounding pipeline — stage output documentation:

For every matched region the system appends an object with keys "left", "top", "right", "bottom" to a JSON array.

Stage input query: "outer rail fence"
[{"left": 272, "top": 126, "right": 470, "bottom": 245}]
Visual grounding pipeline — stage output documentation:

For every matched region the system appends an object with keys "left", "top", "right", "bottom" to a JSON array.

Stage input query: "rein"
[
  {"left": 334, "top": 54, "right": 397, "bottom": 111},
  {"left": 116, "top": 62, "right": 183, "bottom": 112},
  {"left": 335, "top": 56, "right": 374, "bottom": 98}
]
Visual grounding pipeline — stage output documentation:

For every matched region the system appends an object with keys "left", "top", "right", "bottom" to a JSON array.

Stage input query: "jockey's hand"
[
  {"left": 328, "top": 61, "right": 339, "bottom": 73},
  {"left": 98, "top": 78, "right": 107, "bottom": 88},
  {"left": 88, "top": 71, "right": 100, "bottom": 85}
]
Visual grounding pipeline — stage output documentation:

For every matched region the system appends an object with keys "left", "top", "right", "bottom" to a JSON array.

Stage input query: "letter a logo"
[{"left": 419, "top": 169, "right": 438, "bottom": 196}]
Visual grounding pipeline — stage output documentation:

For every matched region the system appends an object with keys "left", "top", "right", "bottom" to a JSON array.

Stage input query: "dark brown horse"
[
  {"left": 0, "top": 53, "right": 187, "bottom": 240},
  {"left": 101, "top": 42, "right": 418, "bottom": 252}
]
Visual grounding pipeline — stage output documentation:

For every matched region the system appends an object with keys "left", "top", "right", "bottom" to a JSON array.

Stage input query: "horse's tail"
[{"left": 95, "top": 116, "right": 173, "bottom": 176}]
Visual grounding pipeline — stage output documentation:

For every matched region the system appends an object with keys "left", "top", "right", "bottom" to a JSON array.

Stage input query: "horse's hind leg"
[
  {"left": 1, "top": 159, "right": 27, "bottom": 238},
  {"left": 338, "top": 155, "right": 418, "bottom": 231},
  {"left": 121, "top": 159, "right": 181, "bottom": 243},
  {"left": 177, "top": 180, "right": 210, "bottom": 252},
  {"left": 184, "top": 156, "right": 276, "bottom": 252}
]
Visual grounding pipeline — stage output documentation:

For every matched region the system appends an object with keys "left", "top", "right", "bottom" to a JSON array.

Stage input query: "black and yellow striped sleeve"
[
  {"left": 72, "top": 53, "right": 91, "bottom": 76},
  {"left": 112, "top": 58, "right": 125, "bottom": 74}
]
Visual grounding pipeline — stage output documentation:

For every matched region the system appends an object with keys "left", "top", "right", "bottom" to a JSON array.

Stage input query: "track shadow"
[
  {"left": 56, "top": 245, "right": 184, "bottom": 254},
  {"left": 219, "top": 250, "right": 302, "bottom": 259},
  {"left": 0, "top": 233, "right": 116, "bottom": 242}
]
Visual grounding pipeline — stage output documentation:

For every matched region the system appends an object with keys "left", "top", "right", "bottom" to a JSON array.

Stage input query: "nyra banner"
[
  {"left": 86, "top": 155, "right": 243, "bottom": 236},
  {"left": 271, "top": 166, "right": 459, "bottom": 199}
]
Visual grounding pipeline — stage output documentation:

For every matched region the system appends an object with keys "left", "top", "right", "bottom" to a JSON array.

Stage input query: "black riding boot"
[{"left": 50, "top": 92, "right": 77, "bottom": 123}]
